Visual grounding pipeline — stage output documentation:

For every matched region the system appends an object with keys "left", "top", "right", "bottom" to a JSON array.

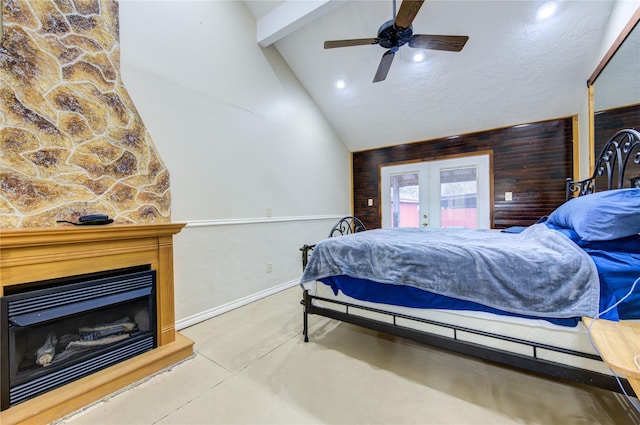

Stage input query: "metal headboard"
[
  {"left": 328, "top": 216, "right": 366, "bottom": 238},
  {"left": 566, "top": 128, "right": 640, "bottom": 200},
  {"left": 300, "top": 216, "right": 366, "bottom": 271}
]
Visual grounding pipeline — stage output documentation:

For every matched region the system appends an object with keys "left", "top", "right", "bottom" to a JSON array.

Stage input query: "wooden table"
[{"left": 583, "top": 317, "right": 640, "bottom": 395}]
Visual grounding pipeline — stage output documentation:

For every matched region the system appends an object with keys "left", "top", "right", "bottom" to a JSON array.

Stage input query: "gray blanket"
[{"left": 300, "top": 224, "right": 600, "bottom": 318}]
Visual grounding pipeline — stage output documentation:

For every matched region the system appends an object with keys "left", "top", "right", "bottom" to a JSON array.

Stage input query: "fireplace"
[
  {"left": 1, "top": 266, "right": 157, "bottom": 410},
  {"left": 0, "top": 224, "right": 193, "bottom": 425}
]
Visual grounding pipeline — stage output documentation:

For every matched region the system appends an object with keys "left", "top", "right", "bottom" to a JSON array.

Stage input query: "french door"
[{"left": 381, "top": 155, "right": 490, "bottom": 229}]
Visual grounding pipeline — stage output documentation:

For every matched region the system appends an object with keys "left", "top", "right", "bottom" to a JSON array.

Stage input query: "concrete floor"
[{"left": 59, "top": 287, "right": 640, "bottom": 424}]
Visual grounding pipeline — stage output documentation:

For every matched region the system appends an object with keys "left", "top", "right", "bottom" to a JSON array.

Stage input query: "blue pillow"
[{"left": 547, "top": 188, "right": 640, "bottom": 241}]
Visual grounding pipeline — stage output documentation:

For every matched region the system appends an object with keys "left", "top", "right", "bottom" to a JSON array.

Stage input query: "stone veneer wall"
[{"left": 0, "top": 0, "right": 170, "bottom": 228}]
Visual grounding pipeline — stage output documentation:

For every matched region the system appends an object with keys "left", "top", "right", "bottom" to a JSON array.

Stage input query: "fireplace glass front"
[{"left": 1, "top": 266, "right": 157, "bottom": 410}]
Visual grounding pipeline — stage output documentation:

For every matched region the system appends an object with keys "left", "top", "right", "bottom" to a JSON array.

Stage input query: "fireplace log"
[
  {"left": 78, "top": 317, "right": 136, "bottom": 341},
  {"left": 52, "top": 334, "right": 131, "bottom": 364},
  {"left": 36, "top": 333, "right": 58, "bottom": 367}
]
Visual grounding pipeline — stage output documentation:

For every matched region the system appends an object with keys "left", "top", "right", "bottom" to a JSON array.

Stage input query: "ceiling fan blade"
[
  {"left": 394, "top": 0, "right": 425, "bottom": 29},
  {"left": 324, "top": 38, "right": 379, "bottom": 49},
  {"left": 373, "top": 50, "right": 395, "bottom": 83},
  {"left": 408, "top": 34, "right": 469, "bottom": 52}
]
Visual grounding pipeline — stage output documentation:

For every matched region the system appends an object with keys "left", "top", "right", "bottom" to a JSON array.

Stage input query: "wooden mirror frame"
[{"left": 587, "top": 8, "right": 640, "bottom": 174}]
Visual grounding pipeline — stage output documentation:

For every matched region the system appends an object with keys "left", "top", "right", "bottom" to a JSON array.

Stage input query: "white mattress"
[{"left": 307, "top": 281, "right": 615, "bottom": 376}]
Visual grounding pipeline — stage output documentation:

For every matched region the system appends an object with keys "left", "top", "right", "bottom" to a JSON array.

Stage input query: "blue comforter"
[{"left": 301, "top": 224, "right": 602, "bottom": 319}]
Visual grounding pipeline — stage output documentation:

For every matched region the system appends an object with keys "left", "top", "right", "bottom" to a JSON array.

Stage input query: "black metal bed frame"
[
  {"left": 299, "top": 216, "right": 366, "bottom": 270},
  {"left": 300, "top": 129, "right": 640, "bottom": 395},
  {"left": 566, "top": 128, "right": 640, "bottom": 198}
]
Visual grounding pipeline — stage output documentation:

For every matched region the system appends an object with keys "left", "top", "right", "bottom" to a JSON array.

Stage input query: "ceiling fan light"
[{"left": 536, "top": 1, "right": 557, "bottom": 21}]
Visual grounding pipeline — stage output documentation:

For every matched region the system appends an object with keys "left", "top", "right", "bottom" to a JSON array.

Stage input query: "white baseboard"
[{"left": 175, "top": 279, "right": 300, "bottom": 330}]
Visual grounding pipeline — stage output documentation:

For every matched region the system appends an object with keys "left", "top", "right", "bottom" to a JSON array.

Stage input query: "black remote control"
[{"left": 79, "top": 214, "right": 109, "bottom": 222}]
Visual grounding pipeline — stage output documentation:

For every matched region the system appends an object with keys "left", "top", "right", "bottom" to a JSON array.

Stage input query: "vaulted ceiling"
[{"left": 244, "top": 0, "right": 615, "bottom": 151}]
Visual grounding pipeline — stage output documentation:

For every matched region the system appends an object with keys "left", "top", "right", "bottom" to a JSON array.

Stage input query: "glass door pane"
[
  {"left": 428, "top": 154, "right": 490, "bottom": 229},
  {"left": 381, "top": 164, "right": 428, "bottom": 228},
  {"left": 390, "top": 172, "right": 420, "bottom": 227},
  {"left": 439, "top": 167, "right": 478, "bottom": 228}
]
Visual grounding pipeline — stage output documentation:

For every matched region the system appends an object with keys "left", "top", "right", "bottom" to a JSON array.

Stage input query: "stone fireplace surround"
[
  {"left": 1, "top": 0, "right": 172, "bottom": 228},
  {"left": 0, "top": 223, "right": 193, "bottom": 425},
  {"left": 2, "top": 2, "right": 193, "bottom": 421}
]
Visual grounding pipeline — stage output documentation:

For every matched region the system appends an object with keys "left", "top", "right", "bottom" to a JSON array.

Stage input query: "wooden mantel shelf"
[
  {"left": 0, "top": 222, "right": 187, "bottom": 248},
  {"left": 0, "top": 223, "right": 194, "bottom": 425}
]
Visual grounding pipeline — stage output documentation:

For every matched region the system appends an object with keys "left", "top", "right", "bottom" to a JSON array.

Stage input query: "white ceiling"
[{"left": 244, "top": 0, "right": 615, "bottom": 151}]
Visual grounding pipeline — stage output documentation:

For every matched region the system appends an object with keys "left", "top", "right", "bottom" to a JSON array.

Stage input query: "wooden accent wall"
[{"left": 353, "top": 118, "right": 574, "bottom": 229}]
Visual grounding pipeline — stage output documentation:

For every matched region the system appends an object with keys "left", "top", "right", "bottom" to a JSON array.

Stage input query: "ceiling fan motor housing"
[{"left": 377, "top": 19, "right": 413, "bottom": 49}]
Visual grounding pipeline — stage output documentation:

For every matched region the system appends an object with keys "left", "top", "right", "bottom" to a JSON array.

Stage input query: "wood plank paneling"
[{"left": 353, "top": 118, "right": 574, "bottom": 229}]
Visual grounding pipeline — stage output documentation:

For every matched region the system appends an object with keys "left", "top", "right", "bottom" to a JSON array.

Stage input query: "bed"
[{"left": 299, "top": 128, "right": 640, "bottom": 394}]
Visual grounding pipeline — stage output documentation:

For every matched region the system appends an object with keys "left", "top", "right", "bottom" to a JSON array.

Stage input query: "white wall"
[
  {"left": 118, "top": 0, "right": 638, "bottom": 327},
  {"left": 119, "top": 1, "right": 351, "bottom": 326}
]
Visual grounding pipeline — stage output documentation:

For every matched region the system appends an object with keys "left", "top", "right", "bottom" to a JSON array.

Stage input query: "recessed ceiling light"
[
  {"left": 336, "top": 79, "right": 346, "bottom": 89},
  {"left": 412, "top": 51, "right": 425, "bottom": 62},
  {"left": 536, "top": 1, "right": 557, "bottom": 20}
]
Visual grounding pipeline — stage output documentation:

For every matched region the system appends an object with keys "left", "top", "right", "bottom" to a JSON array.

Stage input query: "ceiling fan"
[{"left": 324, "top": 0, "right": 469, "bottom": 83}]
